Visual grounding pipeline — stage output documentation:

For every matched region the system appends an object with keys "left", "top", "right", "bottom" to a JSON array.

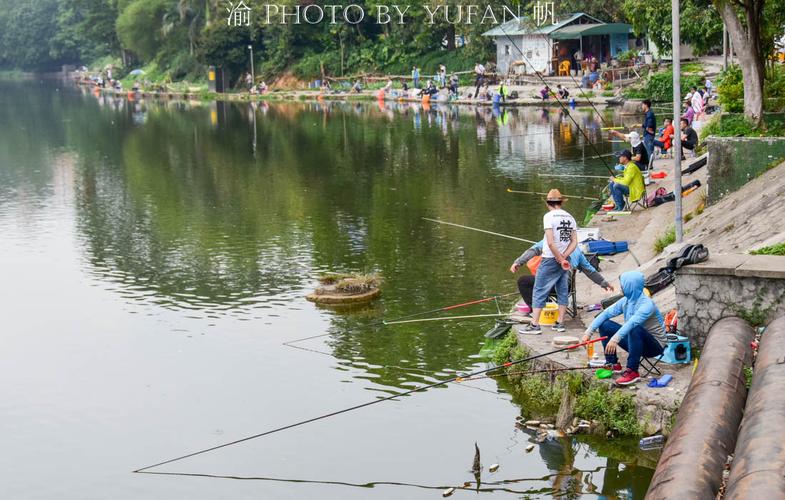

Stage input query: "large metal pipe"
[
  {"left": 725, "top": 315, "right": 785, "bottom": 498},
  {"left": 646, "top": 317, "right": 753, "bottom": 500}
]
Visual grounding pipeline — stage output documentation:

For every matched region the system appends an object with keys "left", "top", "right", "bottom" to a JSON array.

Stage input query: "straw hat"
[
  {"left": 546, "top": 189, "right": 567, "bottom": 202},
  {"left": 628, "top": 131, "right": 642, "bottom": 147}
]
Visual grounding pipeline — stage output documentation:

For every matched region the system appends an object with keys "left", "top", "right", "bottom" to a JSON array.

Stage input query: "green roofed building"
[{"left": 482, "top": 12, "right": 632, "bottom": 76}]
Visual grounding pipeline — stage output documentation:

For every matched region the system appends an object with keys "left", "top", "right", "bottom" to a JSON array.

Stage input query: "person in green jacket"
[{"left": 608, "top": 149, "right": 645, "bottom": 211}]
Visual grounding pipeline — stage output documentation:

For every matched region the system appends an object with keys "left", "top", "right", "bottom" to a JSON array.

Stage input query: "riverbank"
[
  {"left": 75, "top": 77, "right": 621, "bottom": 108},
  {"left": 499, "top": 110, "right": 785, "bottom": 437}
]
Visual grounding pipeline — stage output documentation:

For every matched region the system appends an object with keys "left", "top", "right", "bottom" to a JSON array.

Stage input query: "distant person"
[
  {"left": 448, "top": 73, "right": 459, "bottom": 97},
  {"left": 690, "top": 86, "right": 703, "bottom": 116},
  {"left": 540, "top": 86, "right": 550, "bottom": 100},
  {"left": 680, "top": 118, "right": 698, "bottom": 157},
  {"left": 438, "top": 64, "right": 447, "bottom": 88},
  {"left": 556, "top": 84, "right": 569, "bottom": 99},
  {"left": 474, "top": 61, "right": 486, "bottom": 98},
  {"left": 608, "top": 149, "right": 644, "bottom": 211},
  {"left": 419, "top": 80, "right": 437, "bottom": 97},
  {"left": 582, "top": 270, "right": 666, "bottom": 386},
  {"left": 653, "top": 117, "right": 675, "bottom": 155},
  {"left": 383, "top": 79, "right": 393, "bottom": 92},
  {"left": 520, "top": 189, "right": 578, "bottom": 335},
  {"left": 608, "top": 130, "right": 649, "bottom": 168},
  {"left": 641, "top": 99, "right": 656, "bottom": 157},
  {"left": 498, "top": 80, "right": 508, "bottom": 102},
  {"left": 682, "top": 98, "right": 695, "bottom": 124},
  {"left": 352, "top": 80, "right": 362, "bottom": 93},
  {"left": 412, "top": 66, "right": 420, "bottom": 89},
  {"left": 245, "top": 72, "right": 253, "bottom": 90}
]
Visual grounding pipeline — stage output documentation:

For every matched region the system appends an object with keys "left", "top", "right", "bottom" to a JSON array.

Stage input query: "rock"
[
  {"left": 572, "top": 417, "right": 579, "bottom": 427},
  {"left": 539, "top": 423, "right": 548, "bottom": 429},
  {"left": 443, "top": 487, "right": 455, "bottom": 497},
  {"left": 489, "top": 464, "right": 499, "bottom": 473},
  {"left": 545, "top": 424, "right": 555, "bottom": 429},
  {"left": 524, "top": 420, "right": 541, "bottom": 427},
  {"left": 526, "top": 444, "right": 535, "bottom": 453}
]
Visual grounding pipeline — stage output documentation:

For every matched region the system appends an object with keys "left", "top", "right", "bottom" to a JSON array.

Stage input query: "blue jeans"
[
  {"left": 532, "top": 257, "right": 569, "bottom": 309},
  {"left": 608, "top": 181, "right": 629, "bottom": 211},
  {"left": 599, "top": 320, "right": 664, "bottom": 372},
  {"left": 643, "top": 134, "right": 654, "bottom": 158}
]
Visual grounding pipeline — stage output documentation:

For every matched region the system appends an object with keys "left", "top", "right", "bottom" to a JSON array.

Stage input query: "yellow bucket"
[{"left": 539, "top": 303, "right": 559, "bottom": 325}]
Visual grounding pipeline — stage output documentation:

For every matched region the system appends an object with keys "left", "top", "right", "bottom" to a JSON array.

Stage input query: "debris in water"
[
  {"left": 472, "top": 442, "right": 481, "bottom": 473},
  {"left": 489, "top": 463, "right": 499, "bottom": 473},
  {"left": 526, "top": 444, "right": 535, "bottom": 453},
  {"left": 462, "top": 481, "right": 471, "bottom": 487},
  {"left": 442, "top": 487, "right": 455, "bottom": 497}
]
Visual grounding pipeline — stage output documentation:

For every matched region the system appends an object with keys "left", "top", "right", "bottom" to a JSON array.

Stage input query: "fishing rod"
[
  {"left": 282, "top": 291, "right": 520, "bottom": 349},
  {"left": 423, "top": 217, "right": 537, "bottom": 244},
  {"left": 133, "top": 337, "right": 607, "bottom": 473},
  {"left": 505, "top": 188, "right": 600, "bottom": 201},
  {"left": 383, "top": 312, "right": 512, "bottom": 326},
  {"left": 456, "top": 364, "right": 596, "bottom": 383},
  {"left": 538, "top": 173, "right": 611, "bottom": 180}
]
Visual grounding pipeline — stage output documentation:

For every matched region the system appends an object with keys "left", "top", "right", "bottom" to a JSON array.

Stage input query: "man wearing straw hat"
[{"left": 521, "top": 189, "right": 578, "bottom": 334}]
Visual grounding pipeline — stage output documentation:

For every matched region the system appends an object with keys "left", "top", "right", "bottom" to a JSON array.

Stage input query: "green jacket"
[{"left": 617, "top": 161, "right": 645, "bottom": 202}]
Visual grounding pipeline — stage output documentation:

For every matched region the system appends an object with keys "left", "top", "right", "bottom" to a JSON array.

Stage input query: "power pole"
[
  {"left": 248, "top": 45, "right": 255, "bottom": 84},
  {"left": 672, "top": 0, "right": 684, "bottom": 243},
  {"left": 723, "top": 23, "right": 729, "bottom": 70}
]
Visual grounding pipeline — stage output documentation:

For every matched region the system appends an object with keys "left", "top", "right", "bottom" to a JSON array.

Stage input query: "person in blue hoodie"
[
  {"left": 581, "top": 270, "right": 666, "bottom": 386},
  {"left": 510, "top": 240, "right": 614, "bottom": 311}
]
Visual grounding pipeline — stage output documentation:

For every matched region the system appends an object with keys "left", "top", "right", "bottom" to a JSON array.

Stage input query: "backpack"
[{"left": 647, "top": 187, "right": 668, "bottom": 206}]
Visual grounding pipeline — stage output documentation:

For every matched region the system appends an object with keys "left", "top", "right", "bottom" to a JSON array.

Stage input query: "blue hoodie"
[{"left": 589, "top": 271, "right": 666, "bottom": 345}]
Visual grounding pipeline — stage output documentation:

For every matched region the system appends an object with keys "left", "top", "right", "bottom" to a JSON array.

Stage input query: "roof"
[
  {"left": 482, "top": 12, "right": 630, "bottom": 39},
  {"left": 549, "top": 23, "right": 632, "bottom": 40}
]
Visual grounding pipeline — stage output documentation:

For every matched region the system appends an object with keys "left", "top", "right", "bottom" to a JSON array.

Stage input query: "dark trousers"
[
  {"left": 598, "top": 319, "right": 663, "bottom": 372},
  {"left": 474, "top": 75, "right": 484, "bottom": 98},
  {"left": 517, "top": 275, "right": 535, "bottom": 305}
]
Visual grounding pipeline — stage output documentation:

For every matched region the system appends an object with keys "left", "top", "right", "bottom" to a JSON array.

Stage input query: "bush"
[
  {"left": 750, "top": 242, "right": 785, "bottom": 256},
  {"left": 576, "top": 384, "right": 642, "bottom": 435},
  {"left": 700, "top": 113, "right": 785, "bottom": 139},
  {"left": 623, "top": 69, "right": 703, "bottom": 102},
  {"left": 717, "top": 66, "right": 744, "bottom": 113},
  {"left": 654, "top": 226, "right": 675, "bottom": 254}
]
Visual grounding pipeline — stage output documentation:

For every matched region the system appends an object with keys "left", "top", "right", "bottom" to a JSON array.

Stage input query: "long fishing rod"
[
  {"left": 282, "top": 291, "right": 520, "bottom": 349},
  {"left": 497, "top": 26, "right": 615, "bottom": 176},
  {"left": 538, "top": 173, "right": 611, "bottom": 180},
  {"left": 133, "top": 336, "right": 607, "bottom": 473},
  {"left": 456, "top": 364, "right": 596, "bottom": 383},
  {"left": 383, "top": 312, "right": 512, "bottom": 326},
  {"left": 505, "top": 188, "right": 600, "bottom": 201},
  {"left": 423, "top": 217, "right": 537, "bottom": 244}
]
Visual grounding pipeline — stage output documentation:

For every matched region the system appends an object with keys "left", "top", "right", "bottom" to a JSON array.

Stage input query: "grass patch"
[
  {"left": 318, "top": 272, "right": 380, "bottom": 294},
  {"left": 750, "top": 242, "right": 785, "bottom": 256},
  {"left": 700, "top": 113, "right": 785, "bottom": 139},
  {"left": 654, "top": 226, "right": 676, "bottom": 254},
  {"left": 575, "top": 383, "right": 642, "bottom": 436}
]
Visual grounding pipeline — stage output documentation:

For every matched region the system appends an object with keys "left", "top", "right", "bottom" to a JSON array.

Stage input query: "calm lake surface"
[{"left": 0, "top": 79, "right": 655, "bottom": 499}]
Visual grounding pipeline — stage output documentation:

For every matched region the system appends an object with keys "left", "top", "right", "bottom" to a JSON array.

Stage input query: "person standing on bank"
[
  {"left": 581, "top": 270, "right": 666, "bottom": 386},
  {"left": 641, "top": 99, "right": 656, "bottom": 158},
  {"left": 521, "top": 190, "right": 578, "bottom": 335}
]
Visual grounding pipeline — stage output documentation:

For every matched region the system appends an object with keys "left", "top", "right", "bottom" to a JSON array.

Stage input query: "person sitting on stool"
[
  {"left": 608, "top": 149, "right": 644, "bottom": 211},
  {"left": 581, "top": 271, "right": 666, "bottom": 386},
  {"left": 510, "top": 240, "right": 613, "bottom": 312}
]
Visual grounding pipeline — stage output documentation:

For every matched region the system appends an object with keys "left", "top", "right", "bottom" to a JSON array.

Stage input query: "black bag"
[
  {"left": 644, "top": 269, "right": 675, "bottom": 296},
  {"left": 509, "top": 90, "right": 519, "bottom": 99},
  {"left": 484, "top": 319, "right": 515, "bottom": 339}
]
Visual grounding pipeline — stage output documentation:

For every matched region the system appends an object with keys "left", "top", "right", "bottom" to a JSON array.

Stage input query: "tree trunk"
[
  {"left": 717, "top": 1, "right": 764, "bottom": 125},
  {"left": 446, "top": 24, "right": 456, "bottom": 50}
]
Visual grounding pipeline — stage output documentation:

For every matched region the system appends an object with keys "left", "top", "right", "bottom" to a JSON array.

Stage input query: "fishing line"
[
  {"left": 382, "top": 312, "right": 511, "bottom": 325},
  {"left": 133, "top": 337, "right": 606, "bottom": 473},
  {"left": 538, "top": 173, "right": 610, "bottom": 180},
  {"left": 456, "top": 364, "right": 596, "bottom": 382},
  {"left": 496, "top": 25, "right": 615, "bottom": 175}
]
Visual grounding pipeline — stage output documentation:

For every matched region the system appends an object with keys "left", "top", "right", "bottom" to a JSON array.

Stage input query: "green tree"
[
  {"left": 116, "top": 0, "right": 168, "bottom": 62},
  {"left": 622, "top": 0, "right": 723, "bottom": 56}
]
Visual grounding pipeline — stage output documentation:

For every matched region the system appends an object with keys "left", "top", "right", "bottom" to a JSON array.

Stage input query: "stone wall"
[
  {"left": 676, "top": 254, "right": 785, "bottom": 347},
  {"left": 707, "top": 136, "right": 785, "bottom": 205}
]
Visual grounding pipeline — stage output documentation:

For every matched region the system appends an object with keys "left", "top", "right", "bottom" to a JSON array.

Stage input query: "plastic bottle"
[
  {"left": 639, "top": 435, "right": 666, "bottom": 450},
  {"left": 586, "top": 342, "right": 594, "bottom": 360}
]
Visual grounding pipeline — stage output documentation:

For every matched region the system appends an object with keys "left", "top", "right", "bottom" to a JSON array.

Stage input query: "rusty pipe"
[
  {"left": 646, "top": 317, "right": 753, "bottom": 500},
  {"left": 725, "top": 315, "right": 785, "bottom": 498}
]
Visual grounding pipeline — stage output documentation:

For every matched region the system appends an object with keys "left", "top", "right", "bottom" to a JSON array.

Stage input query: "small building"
[{"left": 482, "top": 13, "right": 632, "bottom": 76}]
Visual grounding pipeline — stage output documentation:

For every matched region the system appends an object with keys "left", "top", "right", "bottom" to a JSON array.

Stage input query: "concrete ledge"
[{"left": 677, "top": 254, "right": 785, "bottom": 279}]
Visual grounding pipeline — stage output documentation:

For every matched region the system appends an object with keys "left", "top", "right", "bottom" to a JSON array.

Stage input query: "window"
[
  {"left": 504, "top": 44, "right": 511, "bottom": 56},
  {"left": 526, "top": 50, "right": 533, "bottom": 59}
]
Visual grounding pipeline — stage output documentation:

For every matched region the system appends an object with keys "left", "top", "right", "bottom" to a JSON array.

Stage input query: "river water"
[{"left": 0, "top": 79, "right": 654, "bottom": 499}]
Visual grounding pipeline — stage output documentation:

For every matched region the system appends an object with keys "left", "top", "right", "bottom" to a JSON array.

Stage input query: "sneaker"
[
  {"left": 605, "top": 363, "right": 624, "bottom": 374},
  {"left": 552, "top": 322, "right": 566, "bottom": 333},
  {"left": 521, "top": 323, "right": 542, "bottom": 335},
  {"left": 615, "top": 369, "right": 641, "bottom": 386}
]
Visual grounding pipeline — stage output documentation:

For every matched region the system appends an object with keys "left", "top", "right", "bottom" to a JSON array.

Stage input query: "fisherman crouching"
[{"left": 582, "top": 270, "right": 666, "bottom": 386}]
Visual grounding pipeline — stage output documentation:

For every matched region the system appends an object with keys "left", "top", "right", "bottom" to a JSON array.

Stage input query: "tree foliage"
[{"left": 622, "top": 0, "right": 723, "bottom": 56}]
